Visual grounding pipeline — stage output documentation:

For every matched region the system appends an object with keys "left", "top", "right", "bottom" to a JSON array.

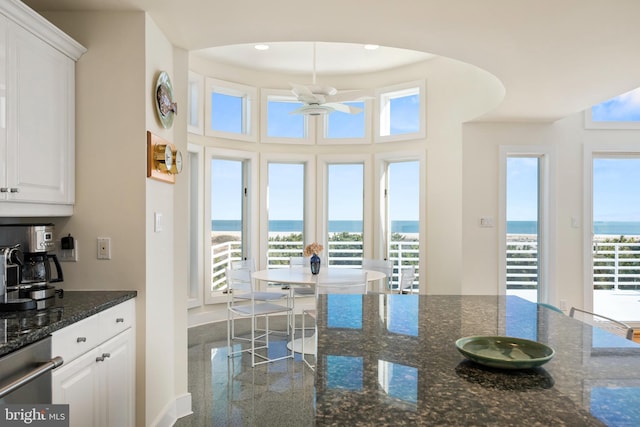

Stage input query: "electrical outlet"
[
  {"left": 97, "top": 237, "right": 111, "bottom": 260},
  {"left": 58, "top": 238, "right": 78, "bottom": 262}
]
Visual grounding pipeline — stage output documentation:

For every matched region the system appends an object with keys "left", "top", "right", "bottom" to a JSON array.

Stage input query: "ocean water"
[
  {"left": 212, "top": 219, "right": 416, "bottom": 233},
  {"left": 211, "top": 220, "right": 640, "bottom": 235}
]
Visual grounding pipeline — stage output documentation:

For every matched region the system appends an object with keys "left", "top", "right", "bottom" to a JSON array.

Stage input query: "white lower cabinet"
[{"left": 52, "top": 300, "right": 135, "bottom": 427}]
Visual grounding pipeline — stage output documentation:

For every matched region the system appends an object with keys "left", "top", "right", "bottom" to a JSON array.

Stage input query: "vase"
[{"left": 310, "top": 253, "right": 321, "bottom": 275}]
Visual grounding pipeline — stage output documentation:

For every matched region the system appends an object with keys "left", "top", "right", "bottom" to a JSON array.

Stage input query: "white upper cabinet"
[{"left": 0, "top": 0, "right": 86, "bottom": 216}]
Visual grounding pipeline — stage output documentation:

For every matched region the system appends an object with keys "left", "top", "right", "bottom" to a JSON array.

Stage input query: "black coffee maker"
[{"left": 0, "top": 224, "right": 63, "bottom": 310}]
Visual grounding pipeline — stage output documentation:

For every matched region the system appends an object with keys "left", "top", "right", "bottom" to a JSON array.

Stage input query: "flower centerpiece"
[{"left": 304, "top": 242, "right": 324, "bottom": 275}]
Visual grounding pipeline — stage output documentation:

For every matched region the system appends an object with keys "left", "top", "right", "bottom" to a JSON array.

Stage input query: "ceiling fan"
[{"left": 289, "top": 43, "right": 372, "bottom": 116}]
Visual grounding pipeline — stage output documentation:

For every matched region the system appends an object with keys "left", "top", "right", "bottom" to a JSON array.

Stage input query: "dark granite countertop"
[
  {"left": 0, "top": 290, "right": 137, "bottom": 357},
  {"left": 314, "top": 294, "right": 640, "bottom": 426}
]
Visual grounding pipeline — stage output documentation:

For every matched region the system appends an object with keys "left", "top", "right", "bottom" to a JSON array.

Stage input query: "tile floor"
[{"left": 174, "top": 318, "right": 315, "bottom": 427}]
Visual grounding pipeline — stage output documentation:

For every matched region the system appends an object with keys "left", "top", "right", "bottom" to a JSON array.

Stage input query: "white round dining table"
[
  {"left": 252, "top": 267, "right": 387, "bottom": 355},
  {"left": 252, "top": 266, "right": 386, "bottom": 286}
]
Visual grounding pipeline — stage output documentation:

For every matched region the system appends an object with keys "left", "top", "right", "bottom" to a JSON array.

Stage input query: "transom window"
[
  {"left": 205, "top": 78, "right": 257, "bottom": 142},
  {"left": 586, "top": 86, "right": 640, "bottom": 129},
  {"left": 376, "top": 80, "right": 426, "bottom": 143},
  {"left": 260, "top": 89, "right": 314, "bottom": 144}
]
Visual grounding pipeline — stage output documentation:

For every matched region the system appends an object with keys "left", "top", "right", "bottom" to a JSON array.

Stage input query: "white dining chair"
[
  {"left": 226, "top": 266, "right": 294, "bottom": 367},
  {"left": 300, "top": 272, "right": 368, "bottom": 370},
  {"left": 397, "top": 266, "right": 416, "bottom": 294},
  {"left": 362, "top": 258, "right": 393, "bottom": 293},
  {"left": 569, "top": 306, "right": 634, "bottom": 340}
]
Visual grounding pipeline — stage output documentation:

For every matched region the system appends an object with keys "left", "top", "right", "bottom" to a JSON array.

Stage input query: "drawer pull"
[
  {"left": 9, "top": 188, "right": 19, "bottom": 193},
  {"left": 102, "top": 353, "right": 111, "bottom": 359},
  {"left": 116, "top": 318, "right": 125, "bottom": 323},
  {"left": 96, "top": 356, "right": 105, "bottom": 362},
  {"left": 77, "top": 337, "right": 87, "bottom": 343}
]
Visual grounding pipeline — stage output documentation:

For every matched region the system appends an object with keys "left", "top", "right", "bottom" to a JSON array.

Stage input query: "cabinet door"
[
  {"left": 101, "top": 329, "right": 135, "bottom": 427},
  {"left": 52, "top": 348, "right": 100, "bottom": 427},
  {"left": 5, "top": 21, "right": 74, "bottom": 204}
]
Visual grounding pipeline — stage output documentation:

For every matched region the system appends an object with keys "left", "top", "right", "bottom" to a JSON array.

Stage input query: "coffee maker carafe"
[{"left": 0, "top": 224, "right": 63, "bottom": 310}]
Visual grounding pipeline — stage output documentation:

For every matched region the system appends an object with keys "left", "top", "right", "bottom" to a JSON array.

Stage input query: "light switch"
[
  {"left": 154, "top": 212, "right": 163, "bottom": 232},
  {"left": 479, "top": 217, "right": 494, "bottom": 228}
]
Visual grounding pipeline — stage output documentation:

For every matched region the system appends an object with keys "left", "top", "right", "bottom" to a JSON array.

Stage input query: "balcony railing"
[
  {"left": 210, "top": 239, "right": 420, "bottom": 292},
  {"left": 593, "top": 241, "right": 640, "bottom": 290},
  {"left": 506, "top": 238, "right": 640, "bottom": 291},
  {"left": 211, "top": 238, "right": 640, "bottom": 293}
]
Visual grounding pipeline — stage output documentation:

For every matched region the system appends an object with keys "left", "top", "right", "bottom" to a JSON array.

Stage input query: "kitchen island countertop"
[
  {"left": 0, "top": 290, "right": 137, "bottom": 357},
  {"left": 314, "top": 294, "right": 640, "bottom": 426}
]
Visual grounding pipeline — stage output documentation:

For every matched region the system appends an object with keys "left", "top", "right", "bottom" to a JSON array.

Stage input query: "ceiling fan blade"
[
  {"left": 328, "top": 89, "right": 375, "bottom": 103},
  {"left": 290, "top": 83, "right": 327, "bottom": 104},
  {"left": 323, "top": 102, "right": 362, "bottom": 114}
]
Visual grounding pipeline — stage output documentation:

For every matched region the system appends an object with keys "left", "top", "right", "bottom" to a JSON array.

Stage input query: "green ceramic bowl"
[{"left": 455, "top": 336, "right": 555, "bottom": 369}]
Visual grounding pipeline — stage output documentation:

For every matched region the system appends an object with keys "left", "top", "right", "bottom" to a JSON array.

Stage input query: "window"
[
  {"left": 204, "top": 148, "right": 258, "bottom": 303},
  {"left": 499, "top": 146, "right": 555, "bottom": 305},
  {"left": 260, "top": 89, "right": 314, "bottom": 144},
  {"left": 187, "top": 71, "right": 204, "bottom": 135},
  {"left": 586, "top": 87, "right": 640, "bottom": 129},
  {"left": 318, "top": 100, "right": 372, "bottom": 145},
  {"left": 378, "top": 157, "right": 422, "bottom": 290},
  {"left": 205, "top": 78, "right": 257, "bottom": 142},
  {"left": 375, "top": 80, "right": 426, "bottom": 143},
  {"left": 265, "top": 162, "right": 306, "bottom": 266},
  {"left": 187, "top": 144, "right": 203, "bottom": 308},
  {"left": 505, "top": 157, "right": 541, "bottom": 302},
  {"left": 327, "top": 163, "right": 364, "bottom": 266}
]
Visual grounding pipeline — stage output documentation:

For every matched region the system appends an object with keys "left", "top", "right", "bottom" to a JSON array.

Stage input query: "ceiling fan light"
[{"left": 291, "top": 104, "right": 335, "bottom": 116}]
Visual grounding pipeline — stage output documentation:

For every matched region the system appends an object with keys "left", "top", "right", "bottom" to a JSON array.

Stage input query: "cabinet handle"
[
  {"left": 116, "top": 318, "right": 124, "bottom": 323},
  {"left": 0, "top": 188, "right": 7, "bottom": 193},
  {"left": 102, "top": 353, "right": 111, "bottom": 359},
  {"left": 9, "top": 188, "right": 19, "bottom": 193},
  {"left": 96, "top": 356, "right": 105, "bottom": 362},
  {"left": 77, "top": 337, "right": 87, "bottom": 343}
]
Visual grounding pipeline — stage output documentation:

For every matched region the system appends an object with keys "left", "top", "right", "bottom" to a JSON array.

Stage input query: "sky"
[
  {"left": 507, "top": 156, "right": 640, "bottom": 223},
  {"left": 592, "top": 87, "right": 640, "bottom": 122}
]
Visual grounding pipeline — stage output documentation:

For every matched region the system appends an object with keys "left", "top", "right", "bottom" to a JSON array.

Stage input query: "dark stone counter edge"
[{"left": 0, "top": 290, "right": 137, "bottom": 357}]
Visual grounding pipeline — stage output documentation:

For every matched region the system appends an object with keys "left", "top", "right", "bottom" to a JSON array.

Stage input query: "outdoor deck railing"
[
  {"left": 211, "top": 238, "right": 640, "bottom": 293},
  {"left": 505, "top": 239, "right": 640, "bottom": 291},
  {"left": 593, "top": 241, "right": 640, "bottom": 290},
  {"left": 211, "top": 239, "right": 420, "bottom": 292}
]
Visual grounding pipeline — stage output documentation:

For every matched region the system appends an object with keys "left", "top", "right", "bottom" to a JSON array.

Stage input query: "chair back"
[
  {"left": 362, "top": 259, "right": 393, "bottom": 292},
  {"left": 289, "top": 256, "right": 308, "bottom": 268},
  {"left": 569, "top": 306, "right": 634, "bottom": 340},
  {"left": 316, "top": 272, "right": 368, "bottom": 295},
  {"left": 231, "top": 258, "right": 255, "bottom": 273},
  {"left": 225, "top": 266, "right": 253, "bottom": 294},
  {"left": 398, "top": 266, "right": 416, "bottom": 293}
]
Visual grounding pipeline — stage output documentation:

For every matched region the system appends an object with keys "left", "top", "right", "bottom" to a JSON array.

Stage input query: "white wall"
[
  {"left": 462, "top": 114, "right": 587, "bottom": 309},
  {"left": 41, "top": 10, "right": 189, "bottom": 427},
  {"left": 42, "top": 11, "right": 150, "bottom": 426}
]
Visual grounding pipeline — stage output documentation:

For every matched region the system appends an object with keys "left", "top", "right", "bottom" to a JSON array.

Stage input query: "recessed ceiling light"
[
  {"left": 364, "top": 44, "right": 379, "bottom": 50},
  {"left": 254, "top": 44, "right": 270, "bottom": 51}
]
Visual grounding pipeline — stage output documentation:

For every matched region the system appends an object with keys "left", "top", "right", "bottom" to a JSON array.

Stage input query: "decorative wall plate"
[{"left": 155, "top": 71, "right": 177, "bottom": 129}]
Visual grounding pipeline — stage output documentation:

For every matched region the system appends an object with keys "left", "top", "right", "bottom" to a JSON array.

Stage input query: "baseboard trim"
[{"left": 151, "top": 393, "right": 192, "bottom": 427}]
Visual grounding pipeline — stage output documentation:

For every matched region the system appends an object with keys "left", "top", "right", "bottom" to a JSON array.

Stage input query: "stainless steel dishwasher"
[{"left": 0, "top": 336, "right": 63, "bottom": 403}]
